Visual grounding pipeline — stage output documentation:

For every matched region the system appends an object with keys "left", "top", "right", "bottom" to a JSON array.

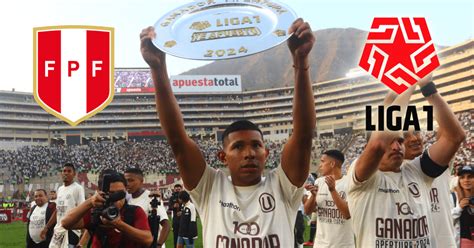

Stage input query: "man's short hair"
[
  {"left": 124, "top": 167, "right": 144, "bottom": 177},
  {"left": 63, "top": 163, "right": 75, "bottom": 172},
  {"left": 174, "top": 184, "right": 182, "bottom": 188},
  {"left": 50, "top": 190, "right": 56, "bottom": 193},
  {"left": 178, "top": 191, "right": 190, "bottom": 202},
  {"left": 221, "top": 120, "right": 263, "bottom": 144},
  {"left": 35, "top": 189, "right": 47, "bottom": 196},
  {"left": 98, "top": 169, "right": 127, "bottom": 191},
  {"left": 323, "top": 150, "right": 345, "bottom": 165}
]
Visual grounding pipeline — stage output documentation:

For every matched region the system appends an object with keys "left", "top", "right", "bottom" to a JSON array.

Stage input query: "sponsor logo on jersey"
[
  {"left": 378, "top": 188, "right": 400, "bottom": 194},
  {"left": 219, "top": 200, "right": 241, "bottom": 211}
]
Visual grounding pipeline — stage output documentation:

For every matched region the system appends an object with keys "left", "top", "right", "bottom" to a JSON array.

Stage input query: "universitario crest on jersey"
[
  {"left": 33, "top": 25, "right": 114, "bottom": 126},
  {"left": 359, "top": 17, "right": 440, "bottom": 94}
]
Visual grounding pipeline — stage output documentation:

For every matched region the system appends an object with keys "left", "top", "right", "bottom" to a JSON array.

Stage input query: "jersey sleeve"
[
  {"left": 133, "top": 207, "right": 151, "bottom": 231},
  {"left": 275, "top": 166, "right": 304, "bottom": 211},
  {"left": 156, "top": 204, "right": 169, "bottom": 221},
  {"left": 403, "top": 154, "right": 435, "bottom": 188},
  {"left": 82, "top": 210, "right": 92, "bottom": 229},
  {"left": 189, "top": 203, "right": 197, "bottom": 222},
  {"left": 347, "top": 158, "right": 379, "bottom": 194},
  {"left": 188, "top": 165, "right": 217, "bottom": 221},
  {"left": 75, "top": 184, "right": 86, "bottom": 205}
]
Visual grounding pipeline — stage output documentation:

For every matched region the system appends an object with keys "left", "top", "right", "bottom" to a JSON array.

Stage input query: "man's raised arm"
[
  {"left": 281, "top": 18, "right": 316, "bottom": 187},
  {"left": 140, "top": 27, "right": 206, "bottom": 190},
  {"left": 354, "top": 84, "right": 416, "bottom": 182},
  {"left": 418, "top": 75, "right": 466, "bottom": 167}
]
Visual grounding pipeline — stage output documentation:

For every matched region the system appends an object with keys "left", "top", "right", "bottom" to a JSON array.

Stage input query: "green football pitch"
[
  {"left": 0, "top": 218, "right": 311, "bottom": 247},
  {"left": 0, "top": 219, "right": 201, "bottom": 248}
]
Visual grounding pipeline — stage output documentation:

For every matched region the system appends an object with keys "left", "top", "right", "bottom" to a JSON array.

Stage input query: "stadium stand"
[{"left": 0, "top": 39, "right": 472, "bottom": 202}]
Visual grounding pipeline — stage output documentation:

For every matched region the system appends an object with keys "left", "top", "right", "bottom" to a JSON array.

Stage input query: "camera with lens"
[
  {"left": 170, "top": 191, "right": 180, "bottom": 209},
  {"left": 172, "top": 191, "right": 179, "bottom": 198},
  {"left": 92, "top": 173, "right": 125, "bottom": 221},
  {"left": 99, "top": 196, "right": 121, "bottom": 221},
  {"left": 148, "top": 192, "right": 161, "bottom": 248},
  {"left": 149, "top": 192, "right": 161, "bottom": 211},
  {"left": 470, "top": 196, "right": 474, "bottom": 205}
]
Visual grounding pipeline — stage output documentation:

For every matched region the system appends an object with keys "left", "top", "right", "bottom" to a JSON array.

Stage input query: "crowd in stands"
[
  {"left": 0, "top": 139, "right": 286, "bottom": 187},
  {"left": 112, "top": 96, "right": 155, "bottom": 103},
  {"left": 0, "top": 111, "right": 471, "bottom": 194},
  {"left": 342, "top": 111, "right": 472, "bottom": 172},
  {"left": 316, "top": 131, "right": 353, "bottom": 153},
  {"left": 343, "top": 134, "right": 367, "bottom": 171},
  {"left": 114, "top": 70, "right": 152, "bottom": 88}
]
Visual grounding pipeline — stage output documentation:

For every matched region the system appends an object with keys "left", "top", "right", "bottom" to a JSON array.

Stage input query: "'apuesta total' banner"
[{"left": 169, "top": 75, "right": 242, "bottom": 93}]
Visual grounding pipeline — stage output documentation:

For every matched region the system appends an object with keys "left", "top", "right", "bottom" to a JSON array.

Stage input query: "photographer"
[
  {"left": 176, "top": 191, "right": 197, "bottom": 248},
  {"left": 124, "top": 168, "right": 170, "bottom": 247},
  {"left": 61, "top": 170, "right": 152, "bottom": 248},
  {"left": 168, "top": 184, "right": 183, "bottom": 248}
]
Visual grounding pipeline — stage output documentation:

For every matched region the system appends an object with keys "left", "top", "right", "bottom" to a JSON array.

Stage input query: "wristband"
[
  {"left": 293, "top": 64, "right": 309, "bottom": 71},
  {"left": 420, "top": 81, "right": 437, "bottom": 97}
]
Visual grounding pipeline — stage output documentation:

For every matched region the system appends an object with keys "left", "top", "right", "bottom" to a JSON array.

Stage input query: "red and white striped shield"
[{"left": 33, "top": 26, "right": 114, "bottom": 126}]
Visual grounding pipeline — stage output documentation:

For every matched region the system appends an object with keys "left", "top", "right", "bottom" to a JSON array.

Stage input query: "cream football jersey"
[
  {"left": 347, "top": 156, "right": 437, "bottom": 247},
  {"left": 313, "top": 176, "right": 355, "bottom": 248},
  {"left": 189, "top": 165, "right": 303, "bottom": 248}
]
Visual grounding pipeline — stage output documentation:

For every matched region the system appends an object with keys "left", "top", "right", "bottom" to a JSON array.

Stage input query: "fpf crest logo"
[
  {"left": 359, "top": 17, "right": 440, "bottom": 94},
  {"left": 33, "top": 26, "right": 114, "bottom": 126}
]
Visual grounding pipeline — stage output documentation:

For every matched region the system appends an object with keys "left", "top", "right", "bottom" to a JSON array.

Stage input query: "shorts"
[{"left": 177, "top": 236, "right": 195, "bottom": 247}]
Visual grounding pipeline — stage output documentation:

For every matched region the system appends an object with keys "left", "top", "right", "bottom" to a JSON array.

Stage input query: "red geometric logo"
[{"left": 359, "top": 17, "right": 440, "bottom": 94}]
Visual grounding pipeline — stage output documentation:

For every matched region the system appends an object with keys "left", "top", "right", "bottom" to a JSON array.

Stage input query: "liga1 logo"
[
  {"left": 359, "top": 17, "right": 440, "bottom": 94},
  {"left": 33, "top": 26, "right": 114, "bottom": 126}
]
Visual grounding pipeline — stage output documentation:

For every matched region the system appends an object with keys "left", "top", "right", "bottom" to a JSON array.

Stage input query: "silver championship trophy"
[{"left": 153, "top": 0, "right": 297, "bottom": 60}]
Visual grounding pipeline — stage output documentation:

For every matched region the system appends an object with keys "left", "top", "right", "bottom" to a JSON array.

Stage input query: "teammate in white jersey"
[
  {"left": 304, "top": 150, "right": 354, "bottom": 248},
  {"left": 124, "top": 167, "right": 170, "bottom": 248},
  {"left": 27, "top": 189, "right": 56, "bottom": 248},
  {"left": 348, "top": 76, "right": 466, "bottom": 247},
  {"left": 140, "top": 18, "right": 316, "bottom": 247},
  {"left": 49, "top": 163, "right": 85, "bottom": 248},
  {"left": 404, "top": 130, "right": 457, "bottom": 247}
]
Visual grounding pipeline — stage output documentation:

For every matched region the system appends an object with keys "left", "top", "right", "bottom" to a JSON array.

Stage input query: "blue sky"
[{"left": 0, "top": 0, "right": 472, "bottom": 92}]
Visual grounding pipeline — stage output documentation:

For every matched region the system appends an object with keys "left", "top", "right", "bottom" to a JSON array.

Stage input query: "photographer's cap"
[{"left": 458, "top": 165, "right": 474, "bottom": 176}]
